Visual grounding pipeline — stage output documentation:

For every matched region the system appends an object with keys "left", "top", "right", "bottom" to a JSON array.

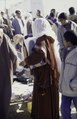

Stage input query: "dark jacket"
[{"left": 12, "top": 18, "right": 22, "bottom": 35}]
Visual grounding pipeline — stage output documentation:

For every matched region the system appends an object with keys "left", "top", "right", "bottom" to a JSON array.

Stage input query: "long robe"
[
  {"left": 26, "top": 35, "right": 59, "bottom": 119},
  {"left": 0, "top": 36, "right": 17, "bottom": 119}
]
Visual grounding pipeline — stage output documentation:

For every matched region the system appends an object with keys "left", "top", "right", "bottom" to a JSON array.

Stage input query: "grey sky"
[
  {"left": 0, "top": 0, "right": 22, "bottom": 10},
  {"left": 0, "top": 0, "right": 77, "bottom": 14}
]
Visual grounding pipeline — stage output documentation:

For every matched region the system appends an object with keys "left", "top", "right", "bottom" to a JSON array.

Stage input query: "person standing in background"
[
  {"left": 57, "top": 12, "right": 77, "bottom": 59},
  {"left": 12, "top": 10, "right": 25, "bottom": 35},
  {"left": 68, "top": 7, "right": 77, "bottom": 24},
  {"left": 24, "top": 13, "right": 33, "bottom": 35}
]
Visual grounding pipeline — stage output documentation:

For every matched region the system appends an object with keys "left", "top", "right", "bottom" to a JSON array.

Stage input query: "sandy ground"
[
  {"left": 9, "top": 94, "right": 77, "bottom": 119},
  {"left": 9, "top": 101, "right": 32, "bottom": 119}
]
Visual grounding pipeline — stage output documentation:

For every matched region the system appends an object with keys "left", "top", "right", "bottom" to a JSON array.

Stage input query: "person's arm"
[
  {"left": 5, "top": 34, "right": 18, "bottom": 73},
  {"left": 57, "top": 27, "right": 64, "bottom": 59},
  {"left": 57, "top": 28, "right": 64, "bottom": 49}
]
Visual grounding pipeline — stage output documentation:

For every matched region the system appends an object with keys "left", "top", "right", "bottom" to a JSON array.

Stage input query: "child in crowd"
[{"left": 59, "top": 30, "right": 77, "bottom": 119}]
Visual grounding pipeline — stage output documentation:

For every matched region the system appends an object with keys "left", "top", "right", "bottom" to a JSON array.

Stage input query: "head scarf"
[{"left": 32, "top": 18, "right": 56, "bottom": 40}]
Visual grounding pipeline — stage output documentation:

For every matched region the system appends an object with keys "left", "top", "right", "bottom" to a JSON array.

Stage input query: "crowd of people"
[{"left": 0, "top": 6, "right": 77, "bottom": 119}]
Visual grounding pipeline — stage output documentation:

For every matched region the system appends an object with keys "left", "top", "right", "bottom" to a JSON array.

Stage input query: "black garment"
[
  {"left": 0, "top": 37, "right": 11, "bottom": 119},
  {"left": 0, "top": 36, "right": 17, "bottom": 119}
]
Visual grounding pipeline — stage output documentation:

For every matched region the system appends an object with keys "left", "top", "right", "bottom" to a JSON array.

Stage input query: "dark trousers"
[{"left": 61, "top": 95, "right": 77, "bottom": 119}]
